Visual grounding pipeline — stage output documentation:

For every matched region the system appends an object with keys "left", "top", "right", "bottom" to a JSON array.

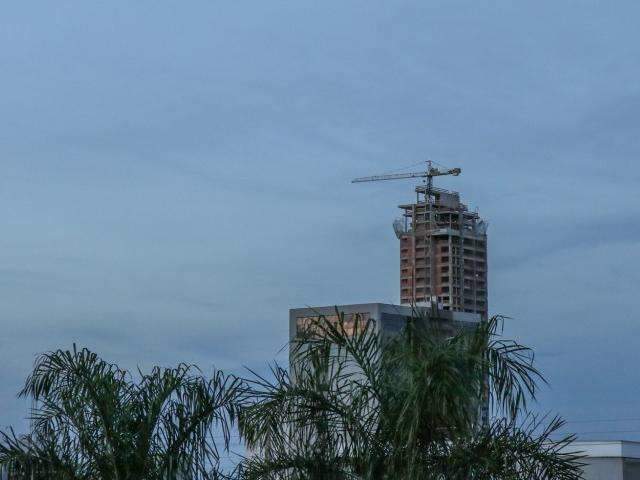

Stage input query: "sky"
[{"left": 1, "top": 0, "right": 640, "bottom": 451}]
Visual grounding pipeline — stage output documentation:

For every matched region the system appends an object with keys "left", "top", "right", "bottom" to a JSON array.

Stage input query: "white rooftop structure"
[{"left": 563, "top": 440, "right": 640, "bottom": 480}]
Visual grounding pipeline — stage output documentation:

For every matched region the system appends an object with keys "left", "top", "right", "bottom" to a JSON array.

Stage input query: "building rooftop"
[
  {"left": 290, "top": 302, "right": 481, "bottom": 323},
  {"left": 565, "top": 440, "right": 640, "bottom": 459}
]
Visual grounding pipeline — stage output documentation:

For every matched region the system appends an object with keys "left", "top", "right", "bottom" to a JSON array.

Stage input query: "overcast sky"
[{"left": 1, "top": 0, "right": 640, "bottom": 446}]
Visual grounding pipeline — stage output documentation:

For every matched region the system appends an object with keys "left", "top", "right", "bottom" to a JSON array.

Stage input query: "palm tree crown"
[
  {"left": 0, "top": 345, "right": 242, "bottom": 480},
  {"left": 238, "top": 311, "right": 582, "bottom": 480}
]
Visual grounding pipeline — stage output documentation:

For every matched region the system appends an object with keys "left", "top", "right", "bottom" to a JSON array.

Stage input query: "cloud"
[{"left": 1, "top": 0, "right": 640, "bottom": 443}]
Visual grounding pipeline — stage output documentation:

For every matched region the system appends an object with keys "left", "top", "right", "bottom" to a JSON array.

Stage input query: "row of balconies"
[
  {"left": 466, "top": 249, "right": 486, "bottom": 256},
  {"left": 399, "top": 299, "right": 486, "bottom": 314},
  {"left": 463, "top": 289, "right": 487, "bottom": 297},
  {"left": 401, "top": 261, "right": 486, "bottom": 276},
  {"left": 462, "top": 298, "right": 486, "bottom": 306},
  {"left": 463, "top": 238, "right": 486, "bottom": 247},
  {"left": 464, "top": 267, "right": 486, "bottom": 275},
  {"left": 401, "top": 287, "right": 432, "bottom": 296},
  {"left": 438, "top": 295, "right": 485, "bottom": 305},
  {"left": 401, "top": 238, "right": 485, "bottom": 251},
  {"left": 437, "top": 280, "right": 486, "bottom": 292},
  {"left": 463, "top": 260, "right": 486, "bottom": 269},
  {"left": 401, "top": 277, "right": 434, "bottom": 286}
]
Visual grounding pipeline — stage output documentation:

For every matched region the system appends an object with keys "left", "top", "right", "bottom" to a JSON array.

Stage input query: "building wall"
[
  {"left": 625, "top": 460, "right": 640, "bottom": 480},
  {"left": 581, "top": 458, "right": 624, "bottom": 480},
  {"left": 563, "top": 441, "right": 640, "bottom": 480},
  {"left": 580, "top": 457, "right": 640, "bottom": 480},
  {"left": 624, "top": 459, "right": 640, "bottom": 479},
  {"left": 552, "top": 457, "right": 640, "bottom": 480}
]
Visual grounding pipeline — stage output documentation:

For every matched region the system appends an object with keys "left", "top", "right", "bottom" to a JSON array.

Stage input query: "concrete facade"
[
  {"left": 396, "top": 186, "right": 488, "bottom": 317},
  {"left": 563, "top": 441, "right": 640, "bottom": 480}
]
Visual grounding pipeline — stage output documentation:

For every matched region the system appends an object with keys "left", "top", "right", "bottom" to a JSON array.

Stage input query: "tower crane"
[{"left": 351, "top": 160, "right": 461, "bottom": 195}]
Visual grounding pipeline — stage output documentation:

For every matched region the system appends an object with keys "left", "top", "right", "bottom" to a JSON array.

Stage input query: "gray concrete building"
[
  {"left": 289, "top": 302, "right": 486, "bottom": 430},
  {"left": 562, "top": 441, "right": 640, "bottom": 480}
]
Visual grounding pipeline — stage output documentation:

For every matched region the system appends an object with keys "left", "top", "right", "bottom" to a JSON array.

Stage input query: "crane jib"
[
  {"left": 351, "top": 172, "right": 428, "bottom": 183},
  {"left": 351, "top": 163, "right": 461, "bottom": 184}
]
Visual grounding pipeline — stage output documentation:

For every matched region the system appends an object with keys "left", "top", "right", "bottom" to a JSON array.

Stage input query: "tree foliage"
[
  {"left": 238, "top": 312, "right": 582, "bottom": 480},
  {"left": 0, "top": 345, "right": 241, "bottom": 480},
  {"left": 0, "top": 312, "right": 583, "bottom": 480}
]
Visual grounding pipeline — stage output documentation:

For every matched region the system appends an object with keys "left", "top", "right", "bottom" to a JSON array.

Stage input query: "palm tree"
[
  {"left": 0, "top": 345, "right": 242, "bottom": 480},
  {"left": 238, "top": 311, "right": 582, "bottom": 480}
]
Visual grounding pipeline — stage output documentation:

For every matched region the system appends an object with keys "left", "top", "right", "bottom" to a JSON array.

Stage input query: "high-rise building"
[{"left": 394, "top": 185, "right": 488, "bottom": 316}]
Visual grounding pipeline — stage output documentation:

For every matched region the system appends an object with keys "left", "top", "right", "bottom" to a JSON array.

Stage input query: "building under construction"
[
  {"left": 353, "top": 162, "right": 488, "bottom": 316},
  {"left": 395, "top": 185, "right": 487, "bottom": 315}
]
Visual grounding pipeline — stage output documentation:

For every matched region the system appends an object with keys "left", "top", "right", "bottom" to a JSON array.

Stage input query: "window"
[{"left": 296, "top": 313, "right": 371, "bottom": 338}]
